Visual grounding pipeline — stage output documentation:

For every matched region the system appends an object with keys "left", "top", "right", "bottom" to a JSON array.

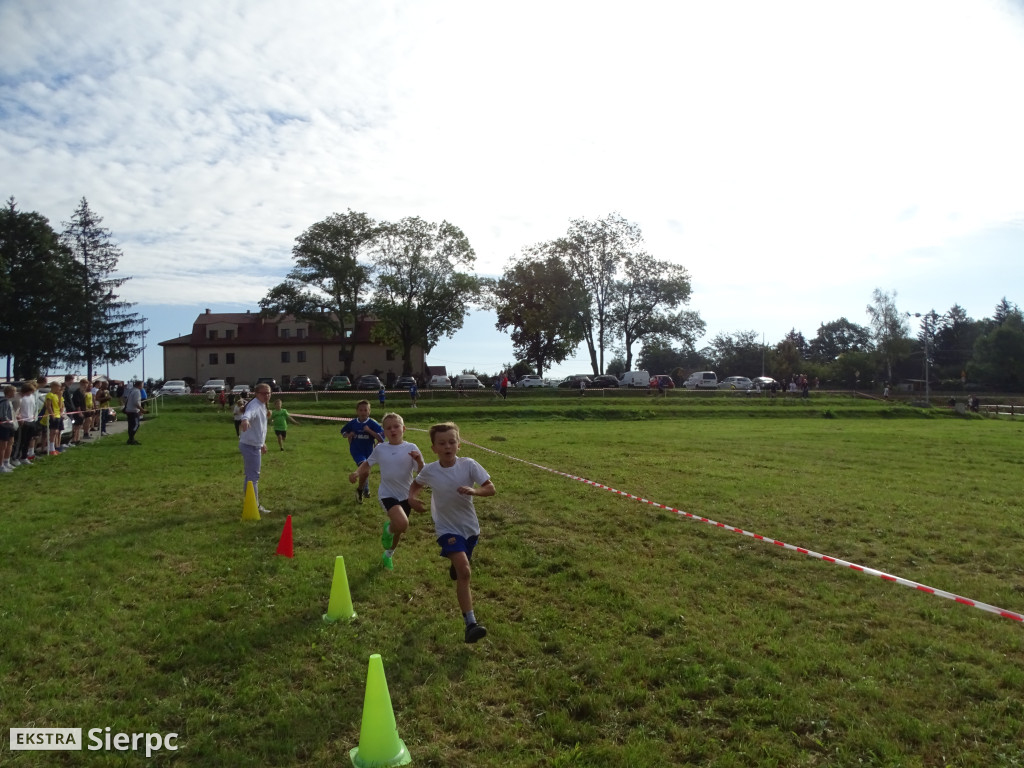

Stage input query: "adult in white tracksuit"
[{"left": 239, "top": 383, "right": 272, "bottom": 514}]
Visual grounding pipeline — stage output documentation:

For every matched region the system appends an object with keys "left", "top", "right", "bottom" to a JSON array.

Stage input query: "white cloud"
[{"left": 2, "top": 0, "right": 1023, "bottom": 379}]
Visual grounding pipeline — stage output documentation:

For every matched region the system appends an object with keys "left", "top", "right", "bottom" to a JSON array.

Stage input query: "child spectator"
[
  {"left": 0, "top": 384, "right": 17, "bottom": 472},
  {"left": 348, "top": 412, "right": 424, "bottom": 571},
  {"left": 271, "top": 398, "right": 299, "bottom": 450},
  {"left": 340, "top": 400, "right": 384, "bottom": 502},
  {"left": 409, "top": 422, "right": 496, "bottom": 644}
]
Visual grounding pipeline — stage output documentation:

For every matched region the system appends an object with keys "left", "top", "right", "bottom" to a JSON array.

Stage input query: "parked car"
[
  {"left": 516, "top": 375, "right": 545, "bottom": 388},
  {"left": 682, "top": 371, "right": 718, "bottom": 389},
  {"left": 157, "top": 379, "right": 189, "bottom": 396},
  {"left": 256, "top": 377, "right": 281, "bottom": 392},
  {"left": 231, "top": 384, "right": 252, "bottom": 398},
  {"left": 325, "top": 375, "right": 352, "bottom": 390},
  {"left": 200, "top": 379, "right": 227, "bottom": 394},
  {"left": 357, "top": 375, "right": 384, "bottom": 390},
  {"left": 290, "top": 374, "right": 313, "bottom": 392},
  {"left": 590, "top": 375, "right": 620, "bottom": 388},
  {"left": 557, "top": 375, "right": 593, "bottom": 388},
  {"left": 454, "top": 374, "right": 485, "bottom": 390},
  {"left": 719, "top": 376, "right": 754, "bottom": 391},
  {"left": 618, "top": 370, "right": 651, "bottom": 388},
  {"left": 650, "top": 374, "right": 676, "bottom": 389},
  {"left": 752, "top": 376, "right": 779, "bottom": 391},
  {"left": 393, "top": 376, "right": 417, "bottom": 389},
  {"left": 428, "top": 375, "right": 452, "bottom": 389}
]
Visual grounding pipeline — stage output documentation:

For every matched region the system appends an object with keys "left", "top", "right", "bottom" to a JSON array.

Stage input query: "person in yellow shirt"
[{"left": 44, "top": 381, "right": 64, "bottom": 455}]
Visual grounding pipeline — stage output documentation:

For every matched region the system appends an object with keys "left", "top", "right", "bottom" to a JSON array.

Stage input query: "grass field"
[{"left": 3, "top": 393, "right": 1023, "bottom": 767}]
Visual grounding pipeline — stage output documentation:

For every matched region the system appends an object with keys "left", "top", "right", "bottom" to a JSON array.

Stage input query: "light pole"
[{"left": 906, "top": 312, "right": 930, "bottom": 405}]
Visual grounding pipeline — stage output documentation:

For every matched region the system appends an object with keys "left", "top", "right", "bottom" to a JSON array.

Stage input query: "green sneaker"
[
  {"left": 381, "top": 552, "right": 394, "bottom": 571},
  {"left": 381, "top": 521, "right": 394, "bottom": 550}
]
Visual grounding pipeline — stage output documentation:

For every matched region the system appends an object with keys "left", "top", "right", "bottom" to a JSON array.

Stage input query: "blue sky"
[{"left": 3, "top": 0, "right": 1024, "bottom": 382}]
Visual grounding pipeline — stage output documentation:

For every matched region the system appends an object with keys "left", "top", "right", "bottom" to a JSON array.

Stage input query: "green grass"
[{"left": 2, "top": 395, "right": 1023, "bottom": 766}]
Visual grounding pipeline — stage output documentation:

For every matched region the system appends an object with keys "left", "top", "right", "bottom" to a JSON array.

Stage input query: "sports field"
[{"left": 3, "top": 394, "right": 1023, "bottom": 767}]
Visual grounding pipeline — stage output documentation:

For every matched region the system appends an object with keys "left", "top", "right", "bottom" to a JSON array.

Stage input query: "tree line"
[
  {"left": 635, "top": 290, "right": 1024, "bottom": 392},
  {"left": 1, "top": 197, "right": 142, "bottom": 380}
]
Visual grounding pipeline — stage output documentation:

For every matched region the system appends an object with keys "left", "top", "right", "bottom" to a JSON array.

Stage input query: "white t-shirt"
[
  {"left": 367, "top": 440, "right": 421, "bottom": 500},
  {"left": 415, "top": 457, "right": 491, "bottom": 538}
]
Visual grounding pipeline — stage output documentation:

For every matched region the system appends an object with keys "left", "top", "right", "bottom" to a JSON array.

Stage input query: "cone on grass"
[
  {"left": 241, "top": 481, "right": 261, "bottom": 521},
  {"left": 275, "top": 515, "right": 294, "bottom": 558},
  {"left": 323, "top": 555, "right": 357, "bottom": 622},
  {"left": 349, "top": 654, "right": 411, "bottom": 768}
]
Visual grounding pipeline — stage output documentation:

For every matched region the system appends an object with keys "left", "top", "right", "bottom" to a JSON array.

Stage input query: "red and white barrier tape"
[{"left": 293, "top": 413, "right": 1024, "bottom": 624}]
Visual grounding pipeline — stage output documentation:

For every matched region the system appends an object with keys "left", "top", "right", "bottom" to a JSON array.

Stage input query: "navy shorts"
[
  {"left": 0, "top": 425, "right": 13, "bottom": 441},
  {"left": 380, "top": 498, "right": 411, "bottom": 515},
  {"left": 437, "top": 533, "right": 479, "bottom": 560}
]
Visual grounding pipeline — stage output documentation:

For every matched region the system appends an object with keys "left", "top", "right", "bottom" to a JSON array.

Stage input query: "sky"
[{"left": 3, "top": 0, "right": 1024, "bottom": 383}]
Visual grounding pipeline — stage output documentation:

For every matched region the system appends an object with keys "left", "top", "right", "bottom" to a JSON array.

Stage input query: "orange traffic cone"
[
  {"left": 275, "top": 515, "right": 294, "bottom": 558},
  {"left": 350, "top": 654, "right": 411, "bottom": 768}
]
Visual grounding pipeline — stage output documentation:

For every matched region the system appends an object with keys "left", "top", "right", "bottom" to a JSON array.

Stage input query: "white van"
[
  {"left": 618, "top": 370, "right": 650, "bottom": 388},
  {"left": 683, "top": 371, "right": 718, "bottom": 389}
]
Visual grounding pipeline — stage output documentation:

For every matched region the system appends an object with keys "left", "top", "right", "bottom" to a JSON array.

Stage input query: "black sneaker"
[
  {"left": 465, "top": 623, "right": 487, "bottom": 643},
  {"left": 356, "top": 488, "right": 363, "bottom": 504}
]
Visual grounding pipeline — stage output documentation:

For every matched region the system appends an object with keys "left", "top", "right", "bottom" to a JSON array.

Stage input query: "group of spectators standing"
[{"left": 0, "top": 374, "right": 132, "bottom": 473}]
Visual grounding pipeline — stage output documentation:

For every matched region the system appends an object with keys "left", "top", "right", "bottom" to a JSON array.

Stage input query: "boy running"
[
  {"left": 340, "top": 400, "right": 383, "bottom": 502},
  {"left": 348, "top": 412, "right": 424, "bottom": 571},
  {"left": 271, "top": 398, "right": 299, "bottom": 450},
  {"left": 409, "top": 422, "right": 496, "bottom": 644}
]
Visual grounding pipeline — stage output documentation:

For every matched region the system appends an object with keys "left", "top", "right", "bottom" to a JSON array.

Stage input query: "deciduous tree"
[
  {"left": 260, "top": 210, "right": 375, "bottom": 377},
  {"left": 371, "top": 217, "right": 480, "bottom": 374}
]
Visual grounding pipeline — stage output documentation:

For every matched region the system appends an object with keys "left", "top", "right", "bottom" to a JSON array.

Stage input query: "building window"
[
  {"left": 225, "top": 329, "right": 234, "bottom": 339},
  {"left": 209, "top": 353, "right": 218, "bottom": 365},
  {"left": 297, "top": 351, "right": 307, "bottom": 363},
  {"left": 226, "top": 353, "right": 235, "bottom": 364},
  {"left": 208, "top": 330, "right": 218, "bottom": 340},
  {"left": 296, "top": 328, "right": 306, "bottom": 339},
  {"left": 338, "top": 350, "right": 344, "bottom": 362},
  {"left": 281, "top": 328, "right": 291, "bottom": 339},
  {"left": 386, "top": 349, "right": 396, "bottom": 361},
  {"left": 281, "top": 351, "right": 290, "bottom": 363}
]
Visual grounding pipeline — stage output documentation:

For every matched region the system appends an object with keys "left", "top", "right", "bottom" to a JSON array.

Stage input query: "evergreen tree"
[
  {"left": 60, "top": 198, "right": 141, "bottom": 379},
  {"left": 0, "top": 198, "right": 77, "bottom": 378}
]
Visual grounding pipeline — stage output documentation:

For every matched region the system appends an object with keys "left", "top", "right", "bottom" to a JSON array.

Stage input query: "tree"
[
  {"left": 637, "top": 337, "right": 705, "bottom": 378},
  {"left": 931, "top": 304, "right": 981, "bottom": 381},
  {"left": 0, "top": 198, "right": 76, "bottom": 378},
  {"left": 490, "top": 250, "right": 587, "bottom": 377},
  {"left": 609, "top": 251, "right": 703, "bottom": 371},
  {"left": 259, "top": 210, "right": 376, "bottom": 376},
  {"left": 60, "top": 198, "right": 141, "bottom": 379},
  {"left": 557, "top": 213, "right": 641, "bottom": 375},
  {"left": 807, "top": 317, "right": 871, "bottom": 363},
  {"left": 970, "top": 309, "right": 1024, "bottom": 391},
  {"left": 703, "top": 330, "right": 763, "bottom": 377},
  {"left": 865, "top": 288, "right": 909, "bottom": 384},
  {"left": 371, "top": 217, "right": 480, "bottom": 374},
  {"left": 993, "top": 296, "right": 1020, "bottom": 325}
]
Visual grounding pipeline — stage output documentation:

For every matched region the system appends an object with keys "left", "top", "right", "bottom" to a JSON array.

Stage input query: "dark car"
[
  {"left": 394, "top": 376, "right": 417, "bottom": 390},
  {"left": 325, "top": 375, "right": 352, "bottom": 391},
  {"left": 356, "top": 375, "right": 384, "bottom": 391},
  {"left": 557, "top": 375, "right": 593, "bottom": 388},
  {"left": 290, "top": 374, "right": 313, "bottom": 392},
  {"left": 590, "top": 375, "right": 619, "bottom": 388},
  {"left": 651, "top": 374, "right": 676, "bottom": 389},
  {"left": 256, "top": 377, "right": 281, "bottom": 392}
]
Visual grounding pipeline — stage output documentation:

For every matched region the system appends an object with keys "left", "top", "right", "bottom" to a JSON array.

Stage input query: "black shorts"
[
  {"left": 72, "top": 414, "right": 84, "bottom": 425},
  {"left": 380, "top": 498, "right": 411, "bottom": 515},
  {"left": 0, "top": 425, "right": 13, "bottom": 441}
]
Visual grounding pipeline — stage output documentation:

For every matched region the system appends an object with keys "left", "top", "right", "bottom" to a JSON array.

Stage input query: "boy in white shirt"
[
  {"left": 349, "top": 412, "right": 424, "bottom": 571},
  {"left": 409, "top": 422, "right": 496, "bottom": 644}
]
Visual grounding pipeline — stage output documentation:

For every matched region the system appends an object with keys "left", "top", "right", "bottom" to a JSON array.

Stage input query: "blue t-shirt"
[{"left": 340, "top": 417, "right": 383, "bottom": 462}]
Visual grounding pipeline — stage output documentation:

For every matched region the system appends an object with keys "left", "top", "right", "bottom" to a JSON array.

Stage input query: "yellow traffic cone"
[
  {"left": 323, "top": 555, "right": 357, "bottom": 622},
  {"left": 241, "top": 481, "right": 261, "bottom": 521},
  {"left": 349, "top": 654, "right": 411, "bottom": 768}
]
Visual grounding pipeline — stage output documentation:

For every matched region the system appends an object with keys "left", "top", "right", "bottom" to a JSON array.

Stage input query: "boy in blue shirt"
[{"left": 340, "top": 400, "right": 384, "bottom": 502}]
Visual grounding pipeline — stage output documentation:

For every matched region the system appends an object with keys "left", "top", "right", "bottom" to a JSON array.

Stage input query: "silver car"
[
  {"left": 719, "top": 376, "right": 754, "bottom": 390},
  {"left": 158, "top": 379, "right": 190, "bottom": 396}
]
